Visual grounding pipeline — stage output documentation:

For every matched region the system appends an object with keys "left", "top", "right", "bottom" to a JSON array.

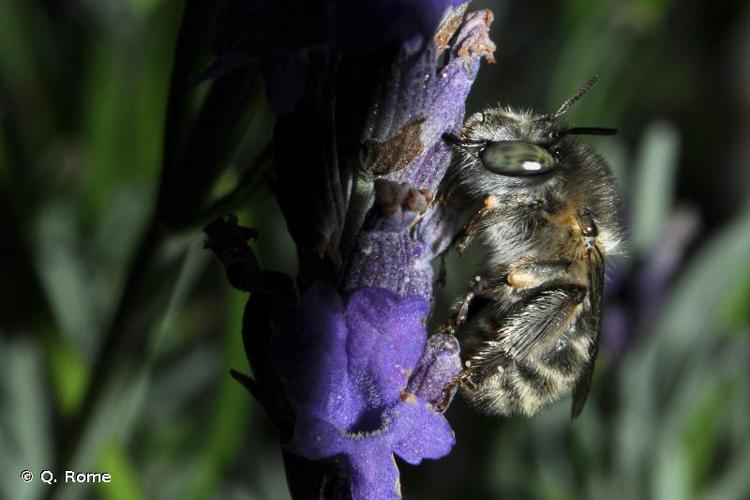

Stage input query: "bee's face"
[
  {"left": 464, "top": 107, "right": 565, "bottom": 146},
  {"left": 447, "top": 108, "right": 574, "bottom": 198},
  {"left": 443, "top": 106, "right": 623, "bottom": 256}
]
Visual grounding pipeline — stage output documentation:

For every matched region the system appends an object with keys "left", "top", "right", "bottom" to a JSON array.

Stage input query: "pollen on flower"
[{"left": 400, "top": 391, "right": 418, "bottom": 404}]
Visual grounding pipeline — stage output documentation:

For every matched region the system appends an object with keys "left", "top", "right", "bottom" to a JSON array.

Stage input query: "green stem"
[{"left": 176, "top": 141, "right": 273, "bottom": 231}]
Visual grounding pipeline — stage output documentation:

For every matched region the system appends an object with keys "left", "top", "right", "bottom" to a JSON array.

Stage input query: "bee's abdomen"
[
  {"left": 462, "top": 313, "right": 594, "bottom": 416},
  {"left": 541, "top": 329, "right": 592, "bottom": 379}
]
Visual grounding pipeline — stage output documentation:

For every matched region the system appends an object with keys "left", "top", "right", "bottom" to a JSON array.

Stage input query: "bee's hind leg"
[
  {"left": 433, "top": 367, "right": 486, "bottom": 412},
  {"left": 432, "top": 372, "right": 470, "bottom": 413}
]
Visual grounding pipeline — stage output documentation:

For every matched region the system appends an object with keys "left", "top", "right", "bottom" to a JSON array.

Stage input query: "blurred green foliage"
[{"left": 1, "top": 0, "right": 749, "bottom": 499}]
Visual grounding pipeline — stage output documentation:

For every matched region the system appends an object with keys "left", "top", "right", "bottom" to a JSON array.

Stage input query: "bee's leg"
[
  {"left": 456, "top": 282, "right": 588, "bottom": 416},
  {"left": 441, "top": 260, "right": 581, "bottom": 334},
  {"left": 454, "top": 195, "right": 498, "bottom": 254},
  {"left": 433, "top": 369, "right": 479, "bottom": 412},
  {"left": 433, "top": 376, "right": 460, "bottom": 413},
  {"left": 435, "top": 254, "right": 448, "bottom": 289},
  {"left": 504, "top": 259, "right": 582, "bottom": 290},
  {"left": 437, "top": 272, "right": 502, "bottom": 333},
  {"left": 437, "top": 280, "right": 478, "bottom": 333},
  {"left": 434, "top": 357, "right": 496, "bottom": 412}
]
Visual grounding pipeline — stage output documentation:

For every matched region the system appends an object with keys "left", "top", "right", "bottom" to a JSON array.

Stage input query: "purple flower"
[
  {"left": 362, "top": 8, "right": 496, "bottom": 191},
  {"left": 342, "top": 9, "right": 495, "bottom": 298},
  {"left": 206, "top": 0, "right": 473, "bottom": 114},
  {"left": 271, "top": 281, "right": 461, "bottom": 499},
  {"left": 343, "top": 183, "right": 435, "bottom": 298},
  {"left": 204, "top": 1, "right": 495, "bottom": 497}
]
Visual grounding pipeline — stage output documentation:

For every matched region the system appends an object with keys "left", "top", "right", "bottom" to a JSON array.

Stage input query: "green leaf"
[
  {"left": 615, "top": 202, "right": 750, "bottom": 498},
  {"left": 33, "top": 201, "right": 98, "bottom": 351},
  {"left": 682, "top": 379, "right": 734, "bottom": 490},
  {"left": 45, "top": 332, "right": 88, "bottom": 416},
  {"left": 0, "top": 0, "right": 39, "bottom": 85},
  {"left": 0, "top": 337, "right": 52, "bottom": 500},
  {"left": 631, "top": 121, "right": 680, "bottom": 254},
  {"left": 654, "top": 202, "right": 750, "bottom": 352},
  {"left": 158, "top": 65, "right": 262, "bottom": 228},
  {"left": 98, "top": 444, "right": 147, "bottom": 500}
]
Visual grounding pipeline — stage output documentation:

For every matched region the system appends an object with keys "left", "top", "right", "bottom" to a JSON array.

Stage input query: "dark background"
[{"left": 1, "top": 0, "right": 749, "bottom": 499}]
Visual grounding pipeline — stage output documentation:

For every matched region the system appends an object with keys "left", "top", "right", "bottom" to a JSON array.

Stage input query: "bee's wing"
[
  {"left": 468, "top": 284, "right": 585, "bottom": 390},
  {"left": 498, "top": 285, "right": 586, "bottom": 361},
  {"left": 571, "top": 245, "right": 605, "bottom": 418}
]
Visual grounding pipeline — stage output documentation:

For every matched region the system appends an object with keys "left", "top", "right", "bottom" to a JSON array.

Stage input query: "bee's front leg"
[{"left": 454, "top": 195, "right": 498, "bottom": 254}]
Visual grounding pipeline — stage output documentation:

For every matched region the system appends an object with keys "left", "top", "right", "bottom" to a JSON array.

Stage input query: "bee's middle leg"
[
  {"left": 504, "top": 259, "right": 585, "bottom": 291},
  {"left": 437, "top": 273, "right": 502, "bottom": 334}
]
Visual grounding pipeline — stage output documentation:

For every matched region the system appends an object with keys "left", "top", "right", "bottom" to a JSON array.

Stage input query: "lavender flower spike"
[
  {"left": 271, "top": 281, "right": 461, "bottom": 499},
  {"left": 344, "top": 8, "right": 495, "bottom": 297},
  {"left": 205, "top": 1, "right": 495, "bottom": 498}
]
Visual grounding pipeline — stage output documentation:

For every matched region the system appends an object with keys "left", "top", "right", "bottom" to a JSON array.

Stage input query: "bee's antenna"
[
  {"left": 443, "top": 133, "right": 463, "bottom": 147},
  {"left": 563, "top": 126, "right": 617, "bottom": 136},
  {"left": 553, "top": 75, "right": 599, "bottom": 118}
]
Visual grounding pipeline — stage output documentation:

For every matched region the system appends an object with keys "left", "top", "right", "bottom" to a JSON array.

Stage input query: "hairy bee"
[{"left": 439, "top": 77, "right": 624, "bottom": 418}]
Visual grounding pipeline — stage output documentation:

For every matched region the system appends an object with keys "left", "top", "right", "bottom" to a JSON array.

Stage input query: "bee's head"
[{"left": 443, "top": 76, "right": 615, "bottom": 182}]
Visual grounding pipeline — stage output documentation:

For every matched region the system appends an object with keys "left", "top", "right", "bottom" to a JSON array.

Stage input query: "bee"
[{"left": 438, "top": 77, "right": 624, "bottom": 418}]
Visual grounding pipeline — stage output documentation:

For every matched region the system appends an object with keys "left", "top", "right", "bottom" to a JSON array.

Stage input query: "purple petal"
[
  {"left": 334, "top": 0, "right": 469, "bottom": 54},
  {"left": 287, "top": 410, "right": 404, "bottom": 499},
  {"left": 342, "top": 10, "right": 496, "bottom": 303},
  {"left": 344, "top": 288, "right": 430, "bottom": 400},
  {"left": 288, "top": 406, "right": 396, "bottom": 460},
  {"left": 208, "top": 1, "right": 473, "bottom": 115},
  {"left": 348, "top": 447, "right": 402, "bottom": 500},
  {"left": 270, "top": 281, "right": 365, "bottom": 429},
  {"left": 343, "top": 182, "right": 435, "bottom": 297},
  {"left": 412, "top": 201, "right": 462, "bottom": 260},
  {"left": 344, "top": 232, "right": 433, "bottom": 299},
  {"left": 273, "top": 283, "right": 434, "bottom": 434},
  {"left": 286, "top": 413, "right": 351, "bottom": 460},
  {"left": 390, "top": 399, "right": 456, "bottom": 464},
  {"left": 359, "top": 43, "right": 438, "bottom": 145},
  {"left": 385, "top": 9, "right": 496, "bottom": 190}
]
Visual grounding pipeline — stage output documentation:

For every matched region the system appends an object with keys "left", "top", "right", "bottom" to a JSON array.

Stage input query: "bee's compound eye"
[{"left": 480, "top": 142, "right": 556, "bottom": 176}]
